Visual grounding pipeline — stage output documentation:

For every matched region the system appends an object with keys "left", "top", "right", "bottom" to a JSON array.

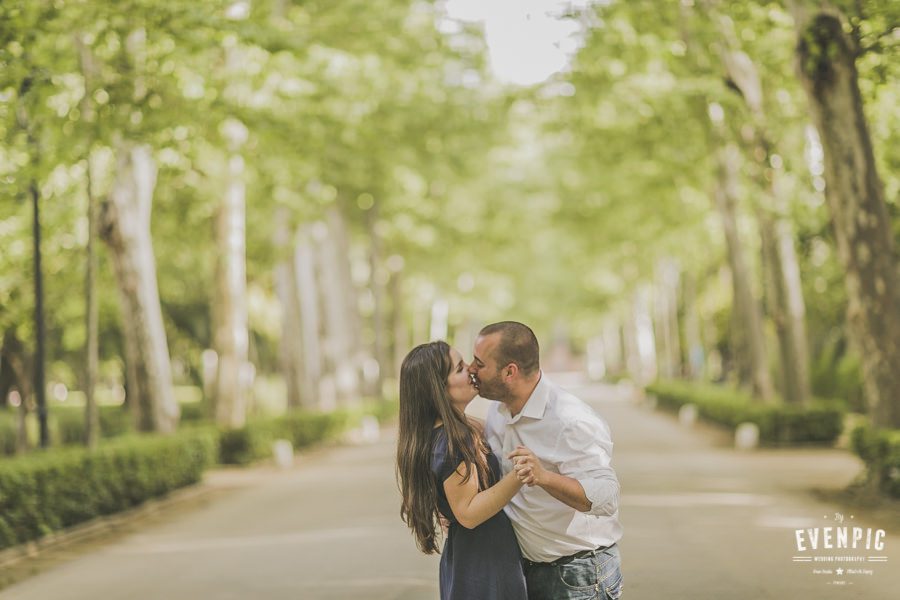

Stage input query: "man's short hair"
[{"left": 479, "top": 321, "right": 540, "bottom": 376}]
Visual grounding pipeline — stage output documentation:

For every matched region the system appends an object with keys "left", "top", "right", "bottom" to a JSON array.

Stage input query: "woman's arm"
[{"left": 443, "top": 461, "right": 522, "bottom": 530}]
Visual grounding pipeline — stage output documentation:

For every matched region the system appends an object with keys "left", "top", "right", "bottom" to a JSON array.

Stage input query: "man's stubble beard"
[{"left": 478, "top": 375, "right": 512, "bottom": 404}]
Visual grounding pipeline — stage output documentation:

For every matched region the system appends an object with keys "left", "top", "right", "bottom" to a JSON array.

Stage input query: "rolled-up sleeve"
[{"left": 555, "top": 417, "right": 619, "bottom": 516}]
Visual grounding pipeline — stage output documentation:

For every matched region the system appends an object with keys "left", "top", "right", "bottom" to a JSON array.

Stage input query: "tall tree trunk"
[
  {"left": 213, "top": 144, "right": 250, "bottom": 428},
  {"left": 312, "top": 221, "right": 337, "bottom": 409},
  {"left": 623, "top": 307, "right": 641, "bottom": 385},
  {"left": 295, "top": 226, "right": 323, "bottom": 407},
  {"left": 758, "top": 204, "right": 811, "bottom": 405},
  {"left": 0, "top": 339, "right": 13, "bottom": 410},
  {"left": 213, "top": 4, "right": 253, "bottom": 426},
  {"left": 83, "top": 154, "right": 100, "bottom": 446},
  {"left": 775, "top": 209, "right": 810, "bottom": 401},
  {"left": 331, "top": 206, "right": 366, "bottom": 400},
  {"left": 1, "top": 331, "right": 31, "bottom": 453},
  {"left": 654, "top": 259, "right": 681, "bottom": 379},
  {"left": 681, "top": 272, "right": 705, "bottom": 380},
  {"left": 99, "top": 144, "right": 179, "bottom": 433},
  {"left": 715, "top": 24, "right": 812, "bottom": 405},
  {"left": 411, "top": 304, "right": 429, "bottom": 357},
  {"left": 29, "top": 177, "right": 49, "bottom": 447},
  {"left": 429, "top": 298, "right": 449, "bottom": 342},
  {"left": 713, "top": 143, "right": 775, "bottom": 401},
  {"left": 790, "top": 5, "right": 900, "bottom": 427},
  {"left": 15, "top": 78, "right": 49, "bottom": 448},
  {"left": 77, "top": 33, "right": 100, "bottom": 446},
  {"left": 601, "top": 319, "right": 624, "bottom": 377},
  {"left": 320, "top": 207, "right": 360, "bottom": 406},
  {"left": 758, "top": 212, "right": 787, "bottom": 391},
  {"left": 626, "top": 286, "right": 656, "bottom": 386},
  {"left": 274, "top": 208, "right": 304, "bottom": 409},
  {"left": 366, "top": 203, "right": 387, "bottom": 398},
  {"left": 387, "top": 258, "right": 407, "bottom": 380}
]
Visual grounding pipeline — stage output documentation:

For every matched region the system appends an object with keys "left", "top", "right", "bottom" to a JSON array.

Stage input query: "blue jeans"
[{"left": 524, "top": 545, "right": 623, "bottom": 600}]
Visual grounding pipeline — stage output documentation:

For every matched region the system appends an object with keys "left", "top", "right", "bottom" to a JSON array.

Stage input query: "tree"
[
  {"left": 16, "top": 82, "right": 51, "bottom": 447},
  {"left": 710, "top": 133, "right": 775, "bottom": 401},
  {"left": 100, "top": 144, "right": 179, "bottom": 433},
  {"left": 790, "top": 1, "right": 900, "bottom": 427},
  {"left": 76, "top": 33, "right": 101, "bottom": 447},
  {"left": 710, "top": 7, "right": 811, "bottom": 404}
]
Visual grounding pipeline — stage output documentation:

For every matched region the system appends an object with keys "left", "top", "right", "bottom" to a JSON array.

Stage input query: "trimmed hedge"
[
  {"left": 217, "top": 401, "right": 398, "bottom": 465},
  {"left": 178, "top": 401, "right": 209, "bottom": 423},
  {"left": 646, "top": 380, "right": 845, "bottom": 445},
  {"left": 1, "top": 402, "right": 211, "bottom": 455},
  {"left": 850, "top": 425, "right": 900, "bottom": 498},
  {"left": 0, "top": 429, "right": 217, "bottom": 550},
  {"left": 0, "top": 401, "right": 397, "bottom": 550},
  {"left": 370, "top": 398, "right": 400, "bottom": 424},
  {"left": 52, "top": 405, "right": 133, "bottom": 445},
  {"left": 218, "top": 410, "right": 352, "bottom": 465}
]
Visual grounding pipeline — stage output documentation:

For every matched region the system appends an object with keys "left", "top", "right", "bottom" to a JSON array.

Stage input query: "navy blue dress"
[{"left": 431, "top": 426, "right": 527, "bottom": 600}]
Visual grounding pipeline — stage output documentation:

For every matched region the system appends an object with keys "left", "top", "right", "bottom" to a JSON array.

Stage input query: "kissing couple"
[{"left": 397, "top": 321, "right": 624, "bottom": 599}]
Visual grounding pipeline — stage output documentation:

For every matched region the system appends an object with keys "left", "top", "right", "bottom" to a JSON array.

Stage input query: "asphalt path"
[{"left": 1, "top": 377, "right": 896, "bottom": 599}]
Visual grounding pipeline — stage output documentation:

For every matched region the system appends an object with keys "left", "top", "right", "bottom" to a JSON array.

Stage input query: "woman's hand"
[{"left": 509, "top": 445, "right": 546, "bottom": 487}]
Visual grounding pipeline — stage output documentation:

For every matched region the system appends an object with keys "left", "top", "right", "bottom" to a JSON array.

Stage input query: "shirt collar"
[{"left": 500, "top": 372, "right": 549, "bottom": 424}]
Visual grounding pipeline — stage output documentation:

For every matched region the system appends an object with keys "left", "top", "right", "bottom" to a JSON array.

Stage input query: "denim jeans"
[{"left": 524, "top": 545, "right": 623, "bottom": 600}]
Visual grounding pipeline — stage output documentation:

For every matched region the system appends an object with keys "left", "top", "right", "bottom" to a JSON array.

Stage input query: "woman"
[{"left": 397, "top": 341, "right": 528, "bottom": 600}]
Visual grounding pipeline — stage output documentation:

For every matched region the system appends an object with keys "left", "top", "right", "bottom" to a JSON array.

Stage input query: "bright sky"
[{"left": 444, "top": 0, "right": 596, "bottom": 86}]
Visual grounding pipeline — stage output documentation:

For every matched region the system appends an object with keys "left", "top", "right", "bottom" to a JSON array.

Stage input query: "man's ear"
[{"left": 505, "top": 363, "right": 518, "bottom": 379}]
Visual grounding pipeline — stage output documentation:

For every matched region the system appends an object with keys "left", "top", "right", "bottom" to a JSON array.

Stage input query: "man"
[{"left": 469, "top": 321, "right": 623, "bottom": 600}]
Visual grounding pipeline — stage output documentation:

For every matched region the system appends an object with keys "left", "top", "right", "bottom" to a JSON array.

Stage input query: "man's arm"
[
  {"left": 509, "top": 451, "right": 591, "bottom": 511},
  {"left": 510, "top": 417, "right": 619, "bottom": 516}
]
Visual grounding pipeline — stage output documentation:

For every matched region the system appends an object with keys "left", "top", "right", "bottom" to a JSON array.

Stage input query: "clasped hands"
[{"left": 508, "top": 445, "right": 545, "bottom": 487}]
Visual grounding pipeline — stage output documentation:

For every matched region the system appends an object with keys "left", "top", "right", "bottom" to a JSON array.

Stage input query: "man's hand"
[
  {"left": 509, "top": 445, "right": 593, "bottom": 511},
  {"left": 509, "top": 445, "right": 545, "bottom": 487}
]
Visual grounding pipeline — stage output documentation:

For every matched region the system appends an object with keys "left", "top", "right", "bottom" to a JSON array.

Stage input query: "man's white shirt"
[{"left": 484, "top": 374, "right": 623, "bottom": 562}]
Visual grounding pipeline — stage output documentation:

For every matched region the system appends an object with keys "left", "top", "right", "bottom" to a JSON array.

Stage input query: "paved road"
[{"left": 1, "top": 377, "right": 896, "bottom": 599}]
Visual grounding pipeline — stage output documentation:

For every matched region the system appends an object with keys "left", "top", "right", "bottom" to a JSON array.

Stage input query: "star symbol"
[{"left": 836, "top": 568, "right": 844, "bottom": 576}]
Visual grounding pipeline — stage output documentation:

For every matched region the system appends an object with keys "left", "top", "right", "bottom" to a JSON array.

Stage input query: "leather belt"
[{"left": 522, "top": 545, "right": 609, "bottom": 568}]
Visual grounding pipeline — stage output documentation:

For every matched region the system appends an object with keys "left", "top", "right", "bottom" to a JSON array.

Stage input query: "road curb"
[
  {"left": 0, "top": 479, "right": 217, "bottom": 571},
  {"left": 0, "top": 439, "right": 354, "bottom": 573}
]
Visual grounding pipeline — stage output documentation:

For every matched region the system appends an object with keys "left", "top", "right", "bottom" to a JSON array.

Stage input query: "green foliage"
[
  {"left": 0, "top": 397, "right": 209, "bottom": 454},
  {"left": 647, "top": 380, "right": 845, "bottom": 445},
  {"left": 797, "top": 13, "right": 850, "bottom": 95},
  {"left": 217, "top": 409, "right": 351, "bottom": 465},
  {"left": 178, "top": 400, "right": 208, "bottom": 423},
  {"left": 810, "top": 335, "right": 865, "bottom": 412},
  {"left": 0, "top": 429, "right": 216, "bottom": 550},
  {"left": 280, "top": 410, "right": 351, "bottom": 448},
  {"left": 850, "top": 425, "right": 900, "bottom": 498},
  {"left": 217, "top": 419, "right": 282, "bottom": 466},
  {"left": 216, "top": 401, "right": 396, "bottom": 465},
  {"left": 0, "top": 0, "right": 513, "bottom": 384},
  {"left": 51, "top": 405, "right": 132, "bottom": 445},
  {"left": 0, "top": 400, "right": 392, "bottom": 550},
  {"left": 0, "top": 0, "right": 896, "bottom": 445},
  {"left": 0, "top": 415, "right": 16, "bottom": 456},
  {"left": 370, "top": 397, "right": 400, "bottom": 424}
]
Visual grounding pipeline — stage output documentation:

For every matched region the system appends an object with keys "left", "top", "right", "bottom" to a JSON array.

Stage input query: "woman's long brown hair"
[{"left": 396, "top": 341, "right": 490, "bottom": 554}]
